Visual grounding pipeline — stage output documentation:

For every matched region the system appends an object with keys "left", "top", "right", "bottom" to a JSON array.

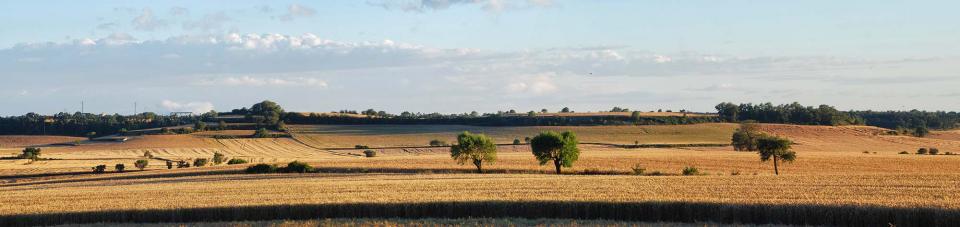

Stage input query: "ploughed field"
[{"left": 2, "top": 123, "right": 960, "bottom": 226}]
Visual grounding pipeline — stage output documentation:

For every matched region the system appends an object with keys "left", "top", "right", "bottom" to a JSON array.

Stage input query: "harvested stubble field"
[
  {"left": 289, "top": 123, "right": 738, "bottom": 148},
  {"left": 3, "top": 123, "right": 960, "bottom": 226}
]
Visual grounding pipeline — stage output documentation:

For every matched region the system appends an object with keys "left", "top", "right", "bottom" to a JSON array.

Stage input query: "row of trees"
[
  {"left": 716, "top": 102, "right": 960, "bottom": 131},
  {"left": 0, "top": 112, "right": 198, "bottom": 136},
  {"left": 450, "top": 131, "right": 580, "bottom": 174}
]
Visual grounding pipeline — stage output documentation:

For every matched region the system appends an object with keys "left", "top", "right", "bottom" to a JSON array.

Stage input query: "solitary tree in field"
[
  {"left": 757, "top": 136, "right": 796, "bottom": 175},
  {"left": 560, "top": 107, "right": 571, "bottom": 113},
  {"left": 19, "top": 147, "right": 41, "bottom": 160},
  {"left": 212, "top": 152, "right": 227, "bottom": 165},
  {"left": 134, "top": 159, "right": 149, "bottom": 170},
  {"left": 249, "top": 100, "right": 284, "bottom": 128},
  {"left": 450, "top": 132, "right": 497, "bottom": 173},
  {"left": 530, "top": 131, "right": 580, "bottom": 174}
]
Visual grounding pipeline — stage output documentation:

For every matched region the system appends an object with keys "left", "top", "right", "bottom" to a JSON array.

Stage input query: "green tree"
[
  {"left": 134, "top": 159, "right": 149, "bottom": 170},
  {"left": 757, "top": 136, "right": 797, "bottom": 175},
  {"left": 19, "top": 147, "right": 41, "bottom": 160},
  {"left": 249, "top": 100, "right": 284, "bottom": 128},
  {"left": 194, "top": 121, "right": 207, "bottom": 131},
  {"left": 530, "top": 131, "right": 580, "bottom": 174},
  {"left": 252, "top": 128, "right": 272, "bottom": 138},
  {"left": 193, "top": 158, "right": 209, "bottom": 167},
  {"left": 449, "top": 132, "right": 497, "bottom": 173},
  {"left": 913, "top": 126, "right": 930, "bottom": 137},
  {"left": 731, "top": 121, "right": 762, "bottom": 151},
  {"left": 115, "top": 163, "right": 125, "bottom": 172},
  {"left": 527, "top": 111, "right": 537, "bottom": 117},
  {"left": 560, "top": 107, "right": 571, "bottom": 113},
  {"left": 212, "top": 152, "right": 227, "bottom": 165},
  {"left": 715, "top": 102, "right": 740, "bottom": 122}
]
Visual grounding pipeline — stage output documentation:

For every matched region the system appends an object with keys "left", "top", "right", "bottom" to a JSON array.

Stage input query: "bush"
[
  {"left": 166, "top": 161, "right": 173, "bottom": 169},
  {"left": 513, "top": 138, "right": 522, "bottom": 145},
  {"left": 245, "top": 164, "right": 277, "bottom": 174},
  {"left": 19, "top": 147, "right": 41, "bottom": 160},
  {"left": 283, "top": 161, "right": 313, "bottom": 173},
  {"left": 429, "top": 139, "right": 447, "bottom": 147},
  {"left": 115, "top": 164, "right": 125, "bottom": 172},
  {"left": 682, "top": 166, "right": 700, "bottom": 176},
  {"left": 252, "top": 128, "right": 273, "bottom": 138},
  {"left": 143, "top": 151, "right": 154, "bottom": 159},
  {"left": 355, "top": 145, "right": 371, "bottom": 149},
  {"left": 730, "top": 171, "right": 741, "bottom": 176},
  {"left": 862, "top": 151, "right": 870, "bottom": 154},
  {"left": 363, "top": 150, "right": 377, "bottom": 157},
  {"left": 92, "top": 165, "right": 107, "bottom": 173},
  {"left": 227, "top": 158, "right": 249, "bottom": 165},
  {"left": 917, "top": 148, "right": 928, "bottom": 155},
  {"left": 177, "top": 160, "right": 190, "bottom": 168},
  {"left": 929, "top": 148, "right": 940, "bottom": 155},
  {"left": 947, "top": 152, "right": 956, "bottom": 155},
  {"left": 134, "top": 159, "right": 149, "bottom": 170},
  {"left": 193, "top": 158, "right": 209, "bottom": 167},
  {"left": 212, "top": 152, "right": 227, "bottom": 165},
  {"left": 899, "top": 151, "right": 909, "bottom": 154},
  {"left": 631, "top": 164, "right": 645, "bottom": 175}
]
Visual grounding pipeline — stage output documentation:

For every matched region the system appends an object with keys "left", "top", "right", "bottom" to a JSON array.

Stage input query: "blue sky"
[{"left": 1, "top": 0, "right": 959, "bottom": 115}]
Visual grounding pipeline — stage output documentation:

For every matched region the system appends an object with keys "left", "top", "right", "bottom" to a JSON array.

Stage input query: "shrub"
[
  {"left": 165, "top": 161, "right": 173, "bottom": 169},
  {"left": 193, "top": 158, "right": 209, "bottom": 167},
  {"left": 513, "top": 138, "right": 522, "bottom": 145},
  {"left": 899, "top": 151, "right": 909, "bottom": 154},
  {"left": 363, "top": 150, "right": 377, "bottom": 157},
  {"left": 283, "top": 161, "right": 313, "bottom": 173},
  {"left": 682, "top": 166, "right": 700, "bottom": 176},
  {"left": 143, "top": 151, "right": 154, "bottom": 159},
  {"left": 917, "top": 148, "right": 928, "bottom": 155},
  {"left": 731, "top": 171, "right": 741, "bottom": 176},
  {"left": 929, "top": 148, "right": 940, "bottom": 155},
  {"left": 227, "top": 158, "right": 249, "bottom": 165},
  {"left": 252, "top": 128, "right": 272, "bottom": 138},
  {"left": 177, "top": 160, "right": 190, "bottom": 168},
  {"left": 134, "top": 159, "right": 149, "bottom": 170},
  {"left": 429, "top": 139, "right": 447, "bottom": 147},
  {"left": 212, "top": 152, "right": 227, "bottom": 165},
  {"left": 631, "top": 164, "right": 645, "bottom": 175},
  {"left": 92, "top": 165, "right": 106, "bottom": 173},
  {"left": 355, "top": 145, "right": 371, "bottom": 149},
  {"left": 947, "top": 152, "right": 956, "bottom": 155},
  {"left": 115, "top": 164, "right": 125, "bottom": 172},
  {"left": 19, "top": 147, "right": 41, "bottom": 160},
  {"left": 245, "top": 164, "right": 277, "bottom": 174},
  {"left": 862, "top": 151, "right": 870, "bottom": 154}
]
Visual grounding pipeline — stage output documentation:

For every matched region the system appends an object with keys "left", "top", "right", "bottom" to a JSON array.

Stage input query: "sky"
[{"left": 1, "top": 0, "right": 959, "bottom": 116}]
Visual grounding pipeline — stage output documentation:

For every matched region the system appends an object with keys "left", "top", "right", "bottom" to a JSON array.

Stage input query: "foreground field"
[
  {"left": 60, "top": 218, "right": 753, "bottom": 227},
  {"left": 3, "top": 123, "right": 960, "bottom": 225}
]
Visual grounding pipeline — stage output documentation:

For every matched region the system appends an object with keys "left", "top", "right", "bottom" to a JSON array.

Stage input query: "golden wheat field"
[{"left": 3, "top": 123, "right": 960, "bottom": 226}]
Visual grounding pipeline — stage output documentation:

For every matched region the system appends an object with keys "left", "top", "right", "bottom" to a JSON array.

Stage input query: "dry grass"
[
  {"left": 4, "top": 123, "right": 960, "bottom": 225},
  {"left": 289, "top": 124, "right": 737, "bottom": 148},
  {"left": 2, "top": 171, "right": 959, "bottom": 217},
  {"left": 56, "top": 218, "right": 767, "bottom": 227},
  {"left": 0, "top": 136, "right": 85, "bottom": 148}
]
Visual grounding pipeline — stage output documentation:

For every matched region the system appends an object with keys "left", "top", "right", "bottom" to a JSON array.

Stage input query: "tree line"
[
  {"left": 715, "top": 102, "right": 960, "bottom": 130},
  {"left": 0, "top": 112, "right": 209, "bottom": 137}
]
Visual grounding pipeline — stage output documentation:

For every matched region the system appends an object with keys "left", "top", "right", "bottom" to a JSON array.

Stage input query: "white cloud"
[
  {"left": 131, "top": 8, "right": 167, "bottom": 31},
  {"left": 196, "top": 76, "right": 328, "bottom": 88},
  {"left": 279, "top": 4, "right": 316, "bottom": 21},
  {"left": 506, "top": 73, "right": 558, "bottom": 95},
  {"left": 371, "top": 0, "right": 555, "bottom": 13},
  {"left": 183, "top": 12, "right": 230, "bottom": 32},
  {"left": 161, "top": 100, "right": 214, "bottom": 113}
]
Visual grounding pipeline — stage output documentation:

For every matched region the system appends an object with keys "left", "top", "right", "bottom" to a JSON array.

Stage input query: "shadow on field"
[{"left": 2, "top": 201, "right": 957, "bottom": 227}]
